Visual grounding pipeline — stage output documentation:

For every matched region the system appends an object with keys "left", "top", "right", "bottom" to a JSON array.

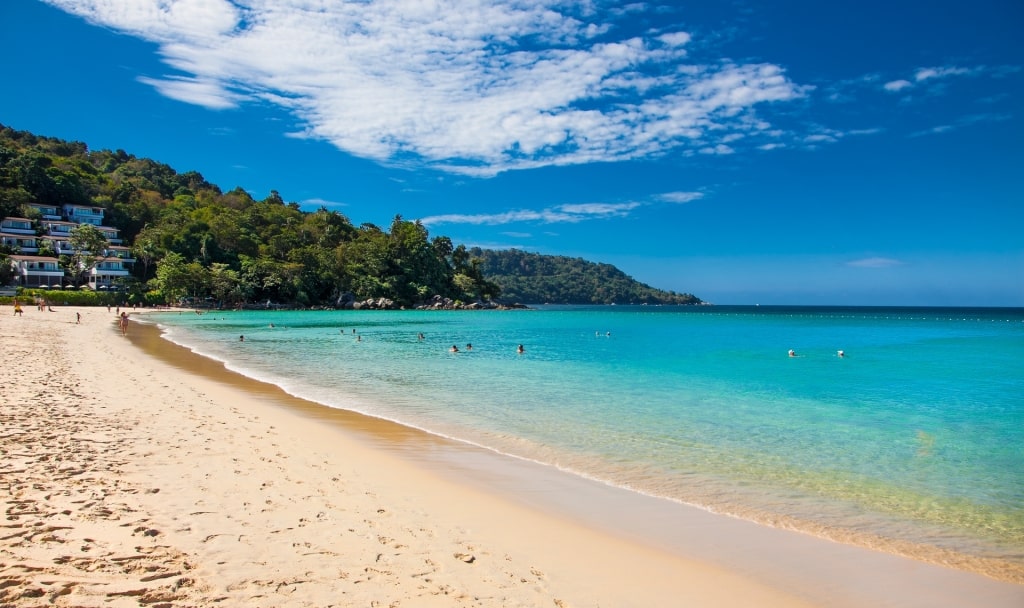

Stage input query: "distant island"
[{"left": 0, "top": 124, "right": 700, "bottom": 308}]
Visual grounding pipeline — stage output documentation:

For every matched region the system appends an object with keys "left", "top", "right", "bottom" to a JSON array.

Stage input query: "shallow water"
[{"left": 142, "top": 305, "right": 1024, "bottom": 577}]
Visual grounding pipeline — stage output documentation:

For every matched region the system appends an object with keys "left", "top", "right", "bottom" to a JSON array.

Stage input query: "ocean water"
[{"left": 141, "top": 305, "right": 1024, "bottom": 577}]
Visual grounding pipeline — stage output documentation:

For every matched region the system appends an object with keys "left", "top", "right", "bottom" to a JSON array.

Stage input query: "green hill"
[
  {"left": 472, "top": 248, "right": 701, "bottom": 305},
  {"left": 0, "top": 124, "right": 700, "bottom": 308}
]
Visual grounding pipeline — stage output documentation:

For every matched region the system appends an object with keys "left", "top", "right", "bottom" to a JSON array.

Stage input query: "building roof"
[{"left": 11, "top": 254, "right": 60, "bottom": 262}]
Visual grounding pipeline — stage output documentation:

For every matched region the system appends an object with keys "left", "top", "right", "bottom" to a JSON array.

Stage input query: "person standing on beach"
[{"left": 119, "top": 311, "right": 129, "bottom": 335}]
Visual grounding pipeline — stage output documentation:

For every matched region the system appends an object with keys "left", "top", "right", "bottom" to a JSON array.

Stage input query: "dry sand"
[{"left": 1, "top": 305, "right": 1021, "bottom": 607}]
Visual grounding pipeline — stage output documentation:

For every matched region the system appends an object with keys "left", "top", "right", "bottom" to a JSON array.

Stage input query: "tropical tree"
[
  {"left": 150, "top": 251, "right": 192, "bottom": 304},
  {"left": 0, "top": 252, "right": 14, "bottom": 286},
  {"left": 67, "top": 223, "right": 109, "bottom": 287},
  {"left": 209, "top": 262, "right": 251, "bottom": 307}
]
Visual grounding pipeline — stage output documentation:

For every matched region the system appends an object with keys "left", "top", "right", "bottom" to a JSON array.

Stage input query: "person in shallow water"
[
  {"left": 517, "top": 344, "right": 525, "bottom": 354},
  {"left": 450, "top": 345, "right": 459, "bottom": 353}
]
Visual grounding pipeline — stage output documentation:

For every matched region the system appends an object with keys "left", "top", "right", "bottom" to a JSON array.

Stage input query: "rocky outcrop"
[
  {"left": 413, "top": 295, "right": 528, "bottom": 310},
  {"left": 301, "top": 293, "right": 530, "bottom": 311}
]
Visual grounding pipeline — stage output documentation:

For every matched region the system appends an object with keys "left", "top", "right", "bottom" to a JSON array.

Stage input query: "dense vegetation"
[
  {"left": 0, "top": 124, "right": 700, "bottom": 307},
  {"left": 472, "top": 248, "right": 700, "bottom": 305}
]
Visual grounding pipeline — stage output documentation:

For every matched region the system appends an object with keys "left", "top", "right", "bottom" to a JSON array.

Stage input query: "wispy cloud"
[
  {"left": 421, "top": 190, "right": 701, "bottom": 227},
  {"left": 43, "top": 0, "right": 809, "bottom": 176},
  {"left": 657, "top": 191, "right": 704, "bottom": 204},
  {"left": 846, "top": 257, "right": 904, "bottom": 268},
  {"left": 302, "top": 197, "right": 348, "bottom": 209},
  {"left": 420, "top": 201, "right": 640, "bottom": 227},
  {"left": 883, "top": 64, "right": 991, "bottom": 94},
  {"left": 914, "top": 66, "right": 974, "bottom": 82},
  {"left": 908, "top": 112, "right": 1012, "bottom": 137},
  {"left": 137, "top": 75, "right": 241, "bottom": 109}
]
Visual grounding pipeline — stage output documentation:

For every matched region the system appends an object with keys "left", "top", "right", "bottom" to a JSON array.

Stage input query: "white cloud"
[
  {"left": 914, "top": 66, "right": 972, "bottom": 81},
  {"left": 846, "top": 257, "right": 903, "bottom": 268},
  {"left": 698, "top": 144, "right": 735, "bottom": 155},
  {"left": 883, "top": 79, "right": 912, "bottom": 92},
  {"left": 302, "top": 197, "right": 348, "bottom": 209},
  {"left": 421, "top": 189, "right": 707, "bottom": 227},
  {"left": 657, "top": 191, "right": 704, "bottom": 204},
  {"left": 137, "top": 75, "right": 241, "bottom": 109},
  {"left": 885, "top": 65, "right": 983, "bottom": 93},
  {"left": 43, "top": 0, "right": 808, "bottom": 176},
  {"left": 420, "top": 199, "right": 642, "bottom": 226},
  {"left": 559, "top": 202, "right": 643, "bottom": 216}
]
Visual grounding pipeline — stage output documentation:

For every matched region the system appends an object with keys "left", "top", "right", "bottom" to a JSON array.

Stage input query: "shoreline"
[
  {"left": 144, "top": 308, "right": 1024, "bottom": 585},
  {"left": 2, "top": 306, "right": 1021, "bottom": 606}
]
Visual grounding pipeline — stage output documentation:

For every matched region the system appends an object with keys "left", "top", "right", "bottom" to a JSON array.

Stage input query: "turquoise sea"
[{"left": 141, "top": 305, "right": 1024, "bottom": 577}]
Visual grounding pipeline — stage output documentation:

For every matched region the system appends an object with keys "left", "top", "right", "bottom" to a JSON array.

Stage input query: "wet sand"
[{"left": 1, "top": 306, "right": 1021, "bottom": 607}]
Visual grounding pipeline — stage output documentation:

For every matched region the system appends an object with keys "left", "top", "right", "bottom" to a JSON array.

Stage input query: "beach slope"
[{"left": 1, "top": 306, "right": 1021, "bottom": 607}]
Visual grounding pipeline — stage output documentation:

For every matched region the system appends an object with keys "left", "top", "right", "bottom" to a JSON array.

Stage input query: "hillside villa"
[{"left": 2, "top": 203, "right": 134, "bottom": 290}]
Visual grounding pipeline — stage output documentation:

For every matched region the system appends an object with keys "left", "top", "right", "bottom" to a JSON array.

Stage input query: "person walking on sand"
[
  {"left": 119, "top": 311, "right": 129, "bottom": 335},
  {"left": 76, "top": 312, "right": 81, "bottom": 324}
]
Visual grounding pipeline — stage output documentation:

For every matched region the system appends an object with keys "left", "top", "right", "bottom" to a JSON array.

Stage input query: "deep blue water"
[{"left": 141, "top": 305, "right": 1024, "bottom": 571}]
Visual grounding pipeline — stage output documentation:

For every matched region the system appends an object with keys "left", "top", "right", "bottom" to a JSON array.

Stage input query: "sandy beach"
[{"left": 2, "top": 306, "right": 1022, "bottom": 607}]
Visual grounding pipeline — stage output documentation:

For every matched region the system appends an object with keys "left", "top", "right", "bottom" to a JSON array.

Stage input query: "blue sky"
[{"left": 2, "top": 0, "right": 1021, "bottom": 305}]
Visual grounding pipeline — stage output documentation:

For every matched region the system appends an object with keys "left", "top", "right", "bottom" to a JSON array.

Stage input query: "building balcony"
[
  {"left": 63, "top": 205, "right": 105, "bottom": 225},
  {"left": 43, "top": 221, "right": 76, "bottom": 235},
  {"left": 1, "top": 233, "right": 39, "bottom": 252},
  {"left": 26, "top": 204, "right": 62, "bottom": 220},
  {"left": 1, "top": 218, "right": 35, "bottom": 234}
]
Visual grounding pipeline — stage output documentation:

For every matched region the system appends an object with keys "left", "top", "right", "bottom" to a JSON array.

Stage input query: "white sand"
[{"left": 1, "top": 305, "right": 1021, "bottom": 607}]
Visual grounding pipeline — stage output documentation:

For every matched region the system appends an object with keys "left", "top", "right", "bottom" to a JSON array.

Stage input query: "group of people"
[
  {"left": 450, "top": 339, "right": 528, "bottom": 354},
  {"left": 788, "top": 349, "right": 845, "bottom": 358},
  {"left": 237, "top": 325, "right": 528, "bottom": 355}
]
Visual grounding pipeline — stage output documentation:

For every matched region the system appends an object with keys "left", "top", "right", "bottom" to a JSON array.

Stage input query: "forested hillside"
[
  {"left": 0, "top": 124, "right": 700, "bottom": 307},
  {"left": 472, "top": 248, "right": 700, "bottom": 305}
]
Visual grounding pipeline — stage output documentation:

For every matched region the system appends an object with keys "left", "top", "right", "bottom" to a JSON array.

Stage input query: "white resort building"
[
  {"left": 10, "top": 255, "right": 65, "bottom": 288},
  {"left": 3, "top": 204, "right": 134, "bottom": 290}
]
